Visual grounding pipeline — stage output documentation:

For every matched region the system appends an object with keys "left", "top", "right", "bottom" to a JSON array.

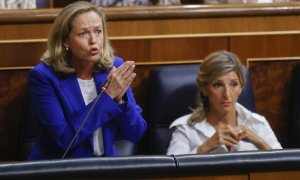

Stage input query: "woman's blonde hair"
[
  {"left": 188, "top": 50, "right": 246, "bottom": 126},
  {"left": 42, "top": 1, "right": 114, "bottom": 74}
]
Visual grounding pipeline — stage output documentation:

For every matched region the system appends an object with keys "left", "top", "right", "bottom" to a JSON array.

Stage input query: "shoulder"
[
  {"left": 236, "top": 103, "right": 268, "bottom": 124},
  {"left": 113, "top": 56, "right": 124, "bottom": 68},
  {"left": 29, "top": 62, "right": 61, "bottom": 81},
  {"left": 169, "top": 114, "right": 192, "bottom": 129},
  {"left": 31, "top": 61, "right": 49, "bottom": 70},
  {"left": 30, "top": 62, "right": 52, "bottom": 76}
]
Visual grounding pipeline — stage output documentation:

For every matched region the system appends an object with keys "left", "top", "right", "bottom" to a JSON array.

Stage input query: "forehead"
[
  {"left": 213, "top": 71, "right": 239, "bottom": 81},
  {"left": 72, "top": 11, "right": 102, "bottom": 28}
]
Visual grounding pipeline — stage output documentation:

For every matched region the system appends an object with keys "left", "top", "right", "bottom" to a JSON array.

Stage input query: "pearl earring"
[{"left": 66, "top": 47, "right": 69, "bottom": 51}]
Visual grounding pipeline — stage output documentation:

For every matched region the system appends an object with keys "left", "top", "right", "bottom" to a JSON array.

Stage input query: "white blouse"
[
  {"left": 78, "top": 78, "right": 104, "bottom": 156},
  {"left": 167, "top": 103, "right": 282, "bottom": 155}
]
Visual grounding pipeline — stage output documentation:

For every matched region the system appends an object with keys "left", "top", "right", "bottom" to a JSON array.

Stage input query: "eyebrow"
[
  {"left": 212, "top": 78, "right": 239, "bottom": 82},
  {"left": 79, "top": 25, "right": 102, "bottom": 29}
]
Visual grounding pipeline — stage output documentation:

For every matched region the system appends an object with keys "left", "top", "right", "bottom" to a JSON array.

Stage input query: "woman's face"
[
  {"left": 64, "top": 11, "right": 103, "bottom": 65},
  {"left": 202, "top": 71, "right": 242, "bottom": 115}
]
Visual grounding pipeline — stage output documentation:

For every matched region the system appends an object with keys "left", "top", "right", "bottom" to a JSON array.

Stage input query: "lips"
[
  {"left": 221, "top": 102, "right": 231, "bottom": 106},
  {"left": 89, "top": 48, "right": 99, "bottom": 55}
]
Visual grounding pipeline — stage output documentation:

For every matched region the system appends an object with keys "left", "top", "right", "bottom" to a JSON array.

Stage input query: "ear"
[
  {"left": 63, "top": 42, "right": 69, "bottom": 49},
  {"left": 239, "top": 87, "right": 243, "bottom": 95},
  {"left": 201, "top": 86, "right": 208, "bottom": 97}
]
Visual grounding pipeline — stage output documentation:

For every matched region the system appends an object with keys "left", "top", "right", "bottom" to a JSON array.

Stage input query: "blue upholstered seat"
[
  {"left": 288, "top": 63, "right": 300, "bottom": 148},
  {"left": 144, "top": 64, "right": 256, "bottom": 154}
]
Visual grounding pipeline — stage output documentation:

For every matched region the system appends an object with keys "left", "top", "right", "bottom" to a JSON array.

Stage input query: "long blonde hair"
[
  {"left": 188, "top": 50, "right": 246, "bottom": 126},
  {"left": 42, "top": 1, "right": 114, "bottom": 74}
]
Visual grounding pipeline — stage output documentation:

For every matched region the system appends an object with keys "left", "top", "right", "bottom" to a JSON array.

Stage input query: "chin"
[
  {"left": 220, "top": 106, "right": 234, "bottom": 113},
  {"left": 89, "top": 57, "right": 100, "bottom": 62}
]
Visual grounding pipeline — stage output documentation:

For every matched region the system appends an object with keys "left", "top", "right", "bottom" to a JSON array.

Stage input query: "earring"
[{"left": 66, "top": 47, "right": 69, "bottom": 51}]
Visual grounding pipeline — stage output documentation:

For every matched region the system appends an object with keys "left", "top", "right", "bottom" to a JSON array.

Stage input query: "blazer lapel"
[
  {"left": 60, "top": 75, "right": 85, "bottom": 113},
  {"left": 94, "top": 71, "right": 109, "bottom": 94}
]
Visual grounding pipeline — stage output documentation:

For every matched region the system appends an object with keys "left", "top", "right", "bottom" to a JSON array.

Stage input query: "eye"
[
  {"left": 212, "top": 82, "right": 222, "bottom": 89},
  {"left": 78, "top": 31, "right": 88, "bottom": 37},
  {"left": 230, "top": 81, "right": 239, "bottom": 87},
  {"left": 94, "top": 29, "right": 103, "bottom": 37},
  {"left": 96, "top": 29, "right": 102, "bottom": 34}
]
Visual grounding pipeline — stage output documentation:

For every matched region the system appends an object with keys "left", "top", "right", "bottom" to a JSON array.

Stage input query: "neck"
[
  {"left": 206, "top": 109, "right": 237, "bottom": 129},
  {"left": 73, "top": 61, "right": 95, "bottom": 80},
  {"left": 77, "top": 71, "right": 93, "bottom": 80}
]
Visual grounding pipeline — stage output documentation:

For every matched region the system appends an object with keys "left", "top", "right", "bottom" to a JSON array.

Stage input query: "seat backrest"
[
  {"left": 19, "top": 88, "right": 36, "bottom": 160},
  {"left": 145, "top": 64, "right": 256, "bottom": 155},
  {"left": 288, "top": 63, "right": 300, "bottom": 148}
]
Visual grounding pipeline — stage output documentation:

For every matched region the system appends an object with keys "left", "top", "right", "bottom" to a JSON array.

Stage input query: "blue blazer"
[{"left": 28, "top": 56, "right": 147, "bottom": 160}]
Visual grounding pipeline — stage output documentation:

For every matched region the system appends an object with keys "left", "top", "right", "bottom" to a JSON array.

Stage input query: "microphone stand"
[{"left": 61, "top": 79, "right": 110, "bottom": 159}]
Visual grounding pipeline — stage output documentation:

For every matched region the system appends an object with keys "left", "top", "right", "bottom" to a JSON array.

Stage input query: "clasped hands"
[
  {"left": 105, "top": 61, "right": 136, "bottom": 104},
  {"left": 198, "top": 125, "right": 270, "bottom": 154},
  {"left": 199, "top": 125, "right": 271, "bottom": 153},
  {"left": 215, "top": 125, "right": 248, "bottom": 150}
]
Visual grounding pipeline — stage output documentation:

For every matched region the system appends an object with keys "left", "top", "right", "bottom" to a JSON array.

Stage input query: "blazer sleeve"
[
  {"left": 109, "top": 56, "right": 147, "bottom": 142},
  {"left": 29, "top": 66, "right": 123, "bottom": 150},
  {"left": 114, "top": 87, "right": 147, "bottom": 143}
]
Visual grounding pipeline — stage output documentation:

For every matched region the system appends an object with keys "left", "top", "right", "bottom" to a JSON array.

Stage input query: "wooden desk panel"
[
  {"left": 107, "top": 15, "right": 300, "bottom": 36},
  {"left": 247, "top": 58, "right": 300, "bottom": 148},
  {"left": 0, "top": 23, "right": 52, "bottom": 40},
  {"left": 231, "top": 34, "right": 300, "bottom": 63},
  {"left": 251, "top": 171, "right": 300, "bottom": 180},
  {"left": 0, "top": 42, "right": 45, "bottom": 67},
  {"left": 173, "top": 174, "right": 248, "bottom": 180},
  {"left": 111, "top": 37, "right": 228, "bottom": 62}
]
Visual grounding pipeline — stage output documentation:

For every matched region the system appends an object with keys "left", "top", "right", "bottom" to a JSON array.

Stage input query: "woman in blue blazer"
[{"left": 28, "top": 1, "right": 147, "bottom": 160}]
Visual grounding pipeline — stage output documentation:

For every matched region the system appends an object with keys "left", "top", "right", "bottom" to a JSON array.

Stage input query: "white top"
[
  {"left": 78, "top": 78, "right": 104, "bottom": 156},
  {"left": 167, "top": 103, "right": 282, "bottom": 155}
]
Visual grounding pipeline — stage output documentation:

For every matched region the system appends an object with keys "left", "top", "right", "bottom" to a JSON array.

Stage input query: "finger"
[
  {"left": 116, "top": 61, "right": 134, "bottom": 77},
  {"left": 223, "top": 135, "right": 239, "bottom": 145},
  {"left": 223, "top": 130, "right": 238, "bottom": 140},
  {"left": 115, "top": 72, "right": 135, "bottom": 93},
  {"left": 116, "top": 88, "right": 127, "bottom": 102},
  {"left": 238, "top": 129, "right": 244, "bottom": 136},
  {"left": 116, "top": 73, "right": 136, "bottom": 100},
  {"left": 228, "top": 125, "right": 241, "bottom": 139},
  {"left": 123, "top": 72, "right": 136, "bottom": 87},
  {"left": 238, "top": 129, "right": 254, "bottom": 141},
  {"left": 219, "top": 137, "right": 237, "bottom": 149},
  {"left": 120, "top": 62, "right": 135, "bottom": 81},
  {"left": 238, "top": 134, "right": 247, "bottom": 140},
  {"left": 107, "top": 66, "right": 116, "bottom": 79}
]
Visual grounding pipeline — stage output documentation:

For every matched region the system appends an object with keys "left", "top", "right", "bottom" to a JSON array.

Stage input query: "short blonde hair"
[
  {"left": 188, "top": 50, "right": 246, "bottom": 126},
  {"left": 42, "top": 1, "right": 114, "bottom": 74}
]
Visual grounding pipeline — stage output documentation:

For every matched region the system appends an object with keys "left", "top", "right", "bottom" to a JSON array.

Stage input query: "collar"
[{"left": 194, "top": 103, "right": 252, "bottom": 138}]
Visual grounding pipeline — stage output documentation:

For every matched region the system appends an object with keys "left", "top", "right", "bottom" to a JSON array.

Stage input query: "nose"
[
  {"left": 223, "top": 85, "right": 230, "bottom": 99},
  {"left": 89, "top": 33, "right": 96, "bottom": 44}
]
